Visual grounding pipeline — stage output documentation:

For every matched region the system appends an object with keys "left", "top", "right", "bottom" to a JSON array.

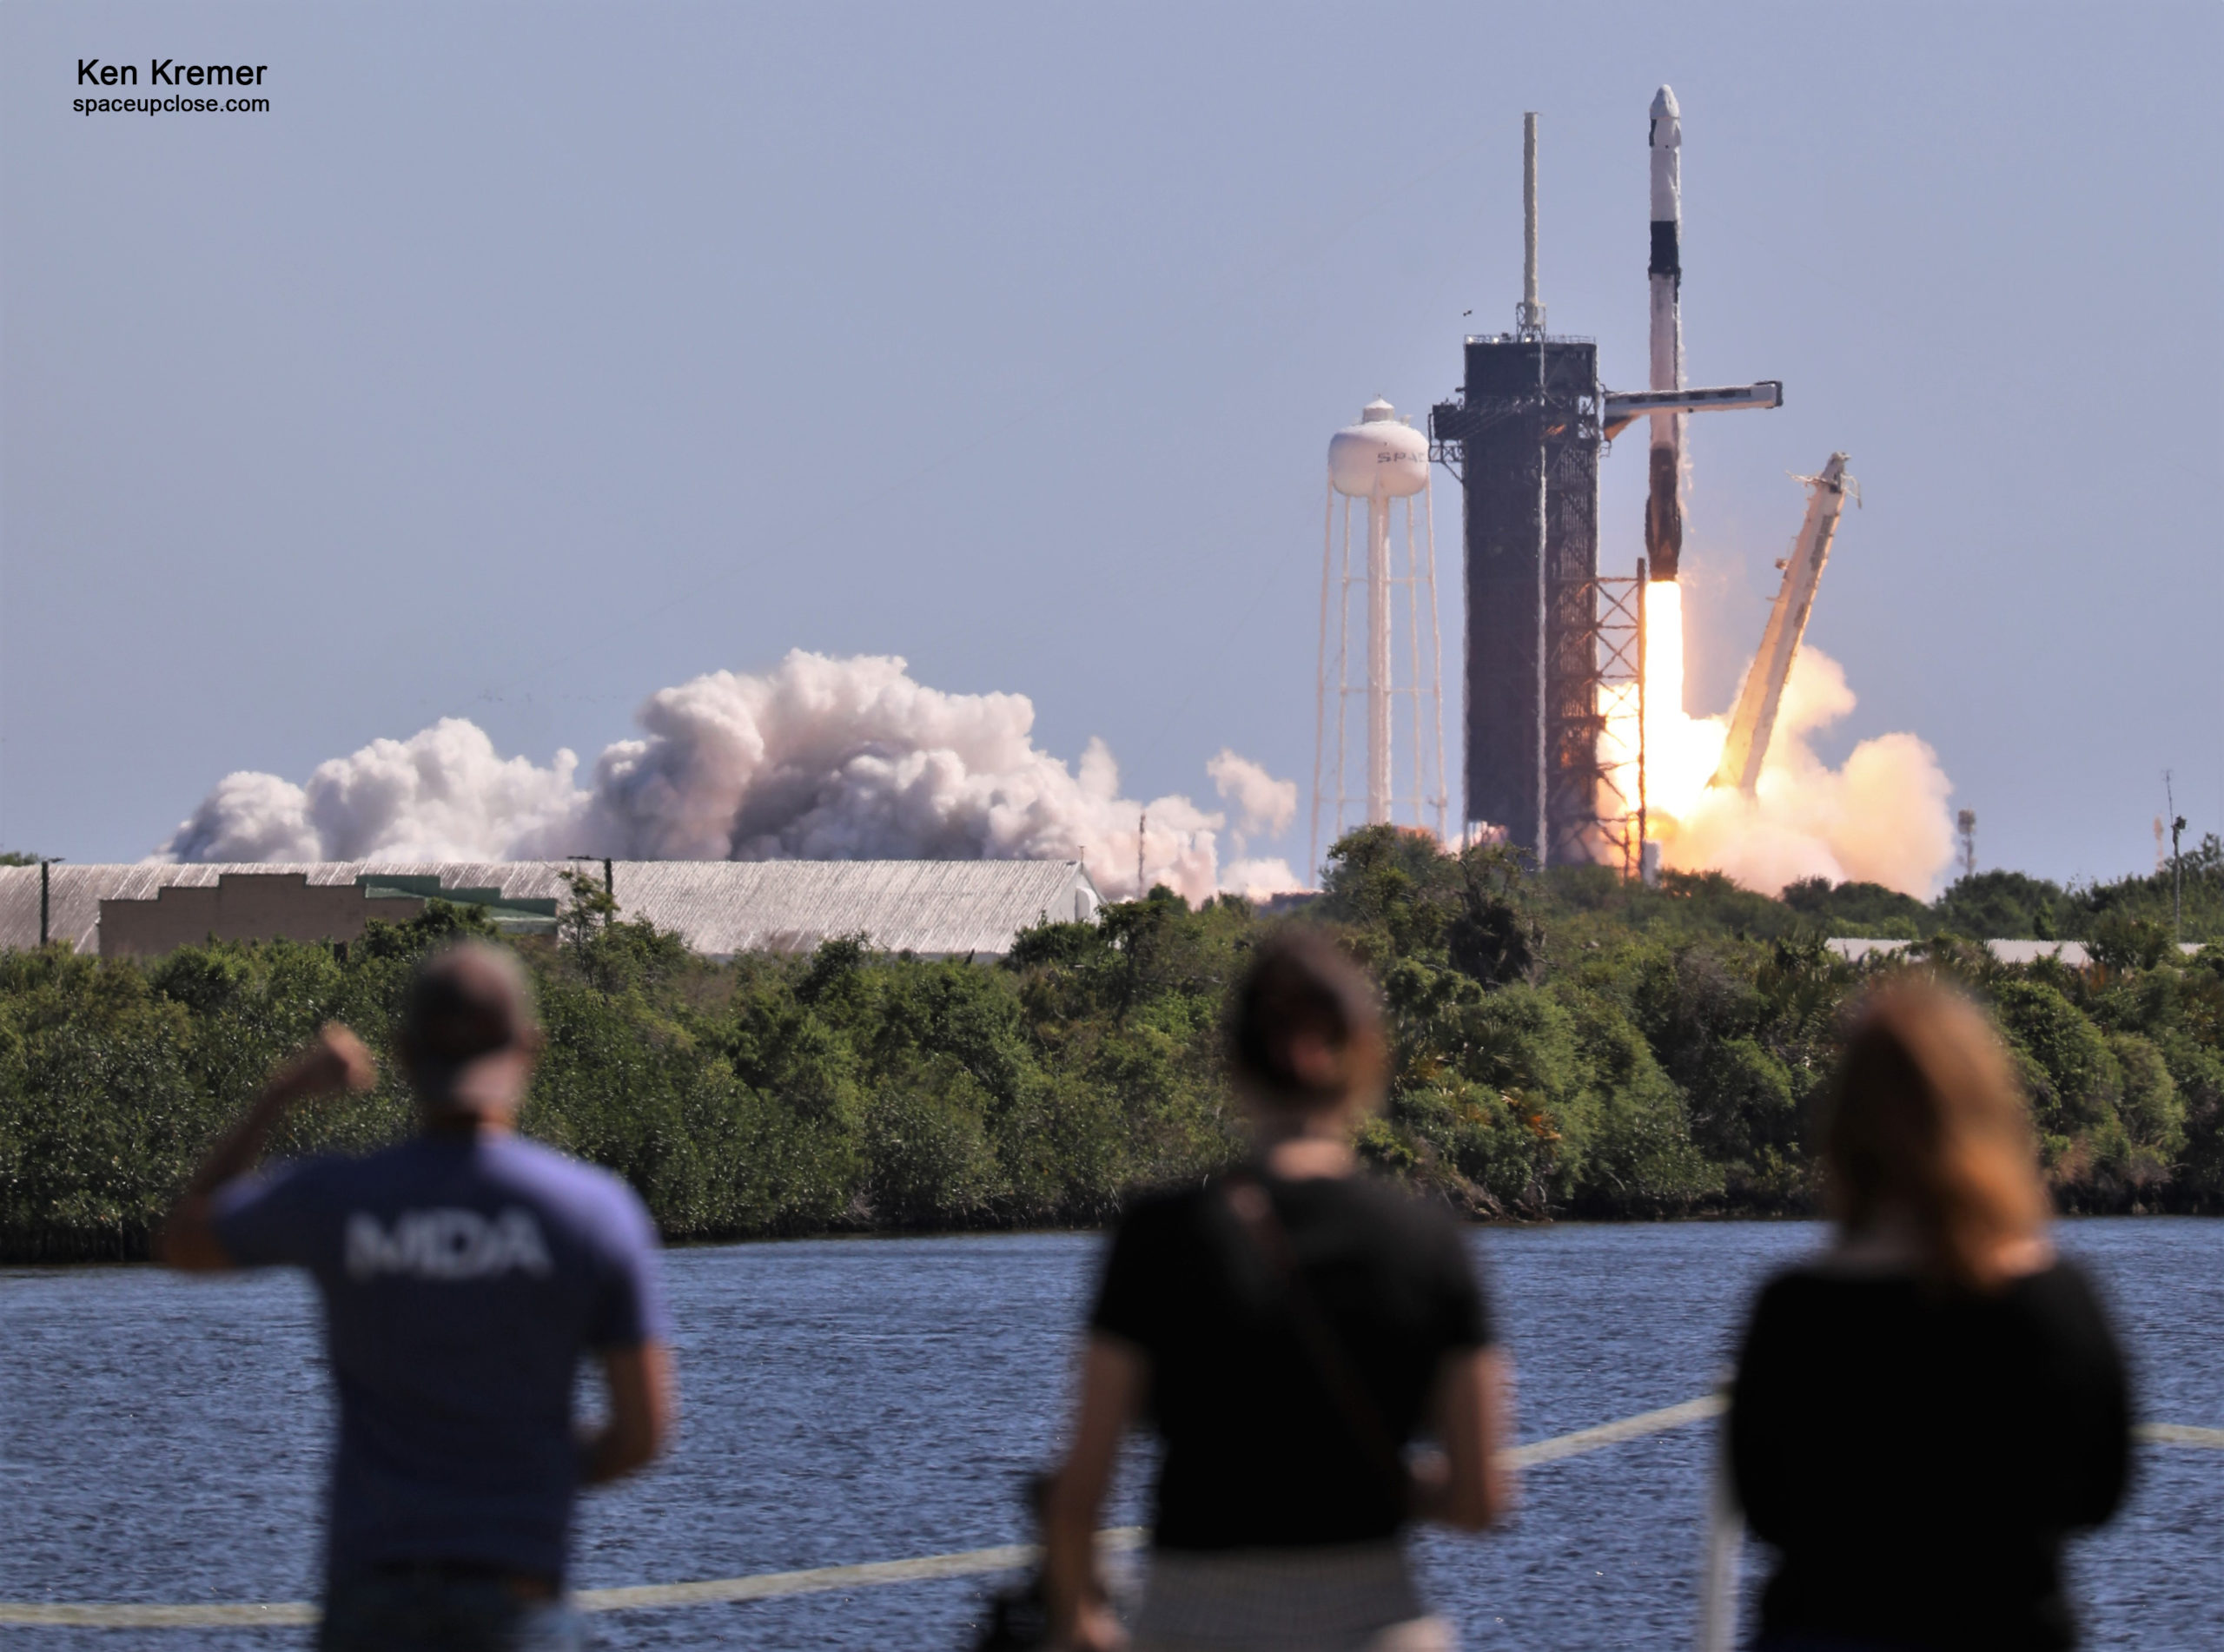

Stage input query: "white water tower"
[{"left": 1311, "top": 399, "right": 1448, "bottom": 879}]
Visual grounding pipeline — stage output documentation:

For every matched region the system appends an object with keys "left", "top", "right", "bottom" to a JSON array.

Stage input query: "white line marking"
[
  {"left": 4, "top": 1403, "right": 2213, "bottom": 1628},
  {"left": 2135, "top": 1421, "right": 2224, "bottom": 1450},
  {"left": 1501, "top": 1394, "right": 1725, "bottom": 1466}
]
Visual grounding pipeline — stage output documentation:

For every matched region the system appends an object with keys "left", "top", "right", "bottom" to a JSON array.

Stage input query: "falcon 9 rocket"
[{"left": 1646, "top": 84, "right": 1684, "bottom": 581}]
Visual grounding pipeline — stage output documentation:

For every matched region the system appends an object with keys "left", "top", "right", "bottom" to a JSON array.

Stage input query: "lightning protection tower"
[
  {"left": 1311, "top": 398, "right": 1450, "bottom": 883},
  {"left": 1428, "top": 115, "right": 1605, "bottom": 869}
]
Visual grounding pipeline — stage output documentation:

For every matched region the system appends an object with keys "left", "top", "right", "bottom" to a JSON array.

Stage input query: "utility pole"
[
  {"left": 38, "top": 857, "right": 63, "bottom": 948},
  {"left": 565, "top": 854, "right": 617, "bottom": 932},
  {"left": 2165, "top": 772, "right": 2184, "bottom": 942},
  {"left": 1956, "top": 810, "right": 1976, "bottom": 882},
  {"left": 1136, "top": 812, "right": 1147, "bottom": 901}
]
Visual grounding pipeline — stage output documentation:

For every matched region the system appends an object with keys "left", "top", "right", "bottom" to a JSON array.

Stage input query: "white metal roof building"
[
  {"left": 0, "top": 860, "right": 1103, "bottom": 961},
  {"left": 1824, "top": 937, "right": 2205, "bottom": 968}
]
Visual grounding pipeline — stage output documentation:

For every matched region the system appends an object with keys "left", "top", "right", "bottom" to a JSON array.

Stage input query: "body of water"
[{"left": 3, "top": 1217, "right": 2217, "bottom": 1649}]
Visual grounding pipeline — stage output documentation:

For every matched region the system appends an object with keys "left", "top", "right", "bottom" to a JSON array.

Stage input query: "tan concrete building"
[{"left": 96, "top": 872, "right": 559, "bottom": 959}]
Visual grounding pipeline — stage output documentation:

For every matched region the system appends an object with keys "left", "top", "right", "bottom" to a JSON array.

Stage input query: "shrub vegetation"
[{"left": 3, "top": 832, "right": 2221, "bottom": 1259}]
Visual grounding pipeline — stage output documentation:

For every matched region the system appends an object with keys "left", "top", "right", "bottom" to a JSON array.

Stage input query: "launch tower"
[
  {"left": 1430, "top": 111, "right": 1609, "bottom": 866},
  {"left": 1429, "top": 334, "right": 1604, "bottom": 865},
  {"left": 1433, "top": 98, "right": 1781, "bottom": 868}
]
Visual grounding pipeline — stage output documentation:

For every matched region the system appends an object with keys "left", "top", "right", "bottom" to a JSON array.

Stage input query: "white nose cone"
[
  {"left": 1650, "top": 83, "right": 1683, "bottom": 222},
  {"left": 1329, "top": 400, "right": 1428, "bottom": 499}
]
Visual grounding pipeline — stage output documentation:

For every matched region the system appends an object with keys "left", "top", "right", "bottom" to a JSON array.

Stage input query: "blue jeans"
[{"left": 320, "top": 1573, "right": 586, "bottom": 1652}]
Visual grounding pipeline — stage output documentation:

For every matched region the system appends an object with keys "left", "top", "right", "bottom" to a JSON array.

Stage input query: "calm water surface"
[{"left": 2, "top": 1219, "right": 2216, "bottom": 1649}]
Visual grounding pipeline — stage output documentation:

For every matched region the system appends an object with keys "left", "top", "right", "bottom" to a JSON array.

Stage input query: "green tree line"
[{"left": 3, "top": 834, "right": 2220, "bottom": 1260}]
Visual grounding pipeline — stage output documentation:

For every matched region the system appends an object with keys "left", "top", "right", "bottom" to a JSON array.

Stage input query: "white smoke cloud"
[
  {"left": 1218, "top": 858, "right": 1306, "bottom": 902},
  {"left": 156, "top": 652, "right": 1299, "bottom": 904},
  {"left": 1203, "top": 749, "right": 1303, "bottom": 899},
  {"left": 161, "top": 721, "right": 585, "bottom": 864},
  {"left": 163, "top": 771, "right": 321, "bottom": 863},
  {"left": 1208, "top": 749, "right": 1298, "bottom": 839},
  {"left": 1657, "top": 645, "right": 1956, "bottom": 898}
]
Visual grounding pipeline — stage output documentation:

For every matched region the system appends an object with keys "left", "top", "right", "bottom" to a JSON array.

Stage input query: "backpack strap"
[{"left": 1221, "top": 1170, "right": 1410, "bottom": 1500}]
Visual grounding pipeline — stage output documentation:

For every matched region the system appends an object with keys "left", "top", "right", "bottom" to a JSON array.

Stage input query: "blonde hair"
[{"left": 1822, "top": 981, "right": 2050, "bottom": 1290}]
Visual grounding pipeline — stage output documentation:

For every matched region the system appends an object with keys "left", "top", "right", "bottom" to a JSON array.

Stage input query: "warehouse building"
[
  {"left": 0, "top": 860, "right": 1103, "bottom": 961},
  {"left": 1824, "top": 937, "right": 2203, "bottom": 969}
]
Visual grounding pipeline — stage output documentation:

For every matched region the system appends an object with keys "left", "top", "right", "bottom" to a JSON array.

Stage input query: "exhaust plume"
[
  {"left": 157, "top": 651, "right": 1304, "bottom": 904},
  {"left": 1208, "top": 749, "right": 1301, "bottom": 900},
  {"left": 1636, "top": 585, "right": 1955, "bottom": 896}
]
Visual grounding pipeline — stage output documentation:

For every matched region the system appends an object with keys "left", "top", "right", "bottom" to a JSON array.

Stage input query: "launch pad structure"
[
  {"left": 1429, "top": 334, "right": 1648, "bottom": 870},
  {"left": 1433, "top": 102, "right": 1779, "bottom": 870}
]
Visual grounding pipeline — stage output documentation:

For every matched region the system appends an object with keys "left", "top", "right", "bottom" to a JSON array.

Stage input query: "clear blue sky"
[{"left": 3, "top": 2, "right": 2217, "bottom": 882}]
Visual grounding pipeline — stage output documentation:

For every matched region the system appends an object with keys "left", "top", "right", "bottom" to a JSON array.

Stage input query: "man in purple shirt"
[{"left": 160, "top": 941, "right": 676, "bottom": 1651}]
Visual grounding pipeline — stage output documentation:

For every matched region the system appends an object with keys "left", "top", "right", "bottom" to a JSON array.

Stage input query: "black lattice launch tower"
[{"left": 1430, "top": 335, "right": 1615, "bottom": 867}]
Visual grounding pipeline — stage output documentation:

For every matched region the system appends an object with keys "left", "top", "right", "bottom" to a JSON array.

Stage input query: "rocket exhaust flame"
[
  {"left": 1629, "top": 580, "right": 1956, "bottom": 899},
  {"left": 1639, "top": 582, "right": 1727, "bottom": 825}
]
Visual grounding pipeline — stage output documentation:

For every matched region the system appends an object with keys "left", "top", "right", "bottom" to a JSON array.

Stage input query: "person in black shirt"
[
  {"left": 1043, "top": 931, "right": 1512, "bottom": 1652},
  {"left": 1730, "top": 981, "right": 2130, "bottom": 1651}
]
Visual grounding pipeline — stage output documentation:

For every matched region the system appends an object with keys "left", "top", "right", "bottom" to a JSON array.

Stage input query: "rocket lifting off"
[
  {"left": 1646, "top": 85, "right": 1685, "bottom": 582},
  {"left": 1430, "top": 90, "right": 1796, "bottom": 865},
  {"left": 1601, "top": 89, "right": 1781, "bottom": 445}
]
